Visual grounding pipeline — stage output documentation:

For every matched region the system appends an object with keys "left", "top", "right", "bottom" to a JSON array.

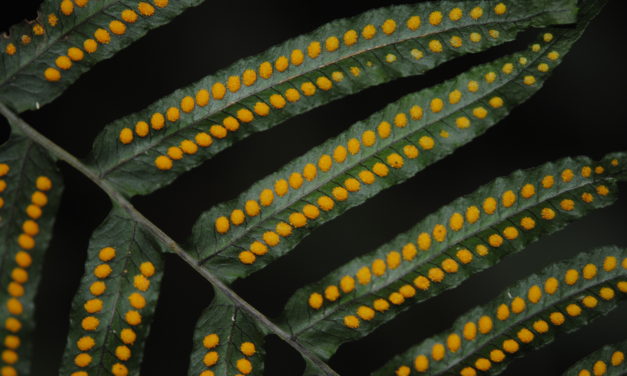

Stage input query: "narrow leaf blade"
[
  {"left": 0, "top": 0, "right": 203, "bottom": 112},
  {"left": 189, "top": 9, "right": 597, "bottom": 284},
  {"left": 562, "top": 339, "right": 627, "bottom": 376},
  {"left": 59, "top": 207, "right": 164, "bottom": 376},
  {"left": 279, "top": 152, "right": 626, "bottom": 359},
  {"left": 0, "top": 132, "right": 63, "bottom": 376},
  {"left": 187, "top": 292, "right": 266, "bottom": 376},
  {"left": 85, "top": 0, "right": 578, "bottom": 197},
  {"left": 374, "top": 246, "right": 627, "bottom": 376}
]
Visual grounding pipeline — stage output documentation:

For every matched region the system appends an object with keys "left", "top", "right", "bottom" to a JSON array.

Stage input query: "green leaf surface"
[
  {"left": 0, "top": 0, "right": 203, "bottom": 113},
  {"left": 278, "top": 152, "right": 626, "bottom": 360},
  {"left": 562, "top": 339, "right": 627, "bottom": 376},
  {"left": 85, "top": 0, "right": 578, "bottom": 197},
  {"left": 0, "top": 132, "right": 63, "bottom": 376},
  {"left": 187, "top": 291, "right": 267, "bottom": 376},
  {"left": 373, "top": 246, "right": 627, "bottom": 376},
  {"left": 59, "top": 207, "right": 165, "bottom": 376},
  {"left": 189, "top": 9, "right": 595, "bottom": 285}
]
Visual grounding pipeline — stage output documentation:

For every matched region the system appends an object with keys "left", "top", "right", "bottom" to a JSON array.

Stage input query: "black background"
[{"left": 1, "top": 0, "right": 627, "bottom": 375}]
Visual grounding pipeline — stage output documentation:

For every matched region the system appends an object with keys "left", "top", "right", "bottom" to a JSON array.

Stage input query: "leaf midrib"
[
  {"left": 199, "top": 32, "right": 560, "bottom": 265},
  {"left": 98, "top": 9, "right": 560, "bottom": 179}
]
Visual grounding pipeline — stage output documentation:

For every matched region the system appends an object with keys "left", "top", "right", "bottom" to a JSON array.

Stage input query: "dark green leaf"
[
  {"left": 85, "top": 0, "right": 578, "bottom": 197},
  {"left": 0, "top": 132, "right": 63, "bottom": 376},
  {"left": 0, "top": 0, "right": 203, "bottom": 112},
  {"left": 187, "top": 291, "right": 267, "bottom": 376},
  {"left": 59, "top": 207, "right": 164, "bottom": 376},
  {"left": 279, "top": 152, "right": 625, "bottom": 360},
  {"left": 373, "top": 246, "right": 627, "bottom": 376},
  {"left": 189, "top": 10, "right": 597, "bottom": 284},
  {"left": 562, "top": 339, "right": 627, "bottom": 376}
]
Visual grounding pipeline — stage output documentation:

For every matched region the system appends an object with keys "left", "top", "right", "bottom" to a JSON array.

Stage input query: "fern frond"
[
  {"left": 85, "top": 0, "right": 578, "bottom": 197},
  {"left": 186, "top": 291, "right": 267, "bottom": 376},
  {"left": 562, "top": 339, "right": 626, "bottom": 376},
  {"left": 373, "top": 246, "right": 627, "bottom": 376},
  {"left": 0, "top": 0, "right": 203, "bottom": 112},
  {"left": 59, "top": 207, "right": 164, "bottom": 376},
  {"left": 279, "top": 152, "right": 625, "bottom": 360},
  {"left": 0, "top": 131, "right": 63, "bottom": 376},
  {"left": 189, "top": 10, "right": 598, "bottom": 284}
]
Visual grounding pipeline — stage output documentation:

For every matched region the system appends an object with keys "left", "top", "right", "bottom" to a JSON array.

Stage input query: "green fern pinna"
[{"left": 0, "top": 0, "right": 625, "bottom": 375}]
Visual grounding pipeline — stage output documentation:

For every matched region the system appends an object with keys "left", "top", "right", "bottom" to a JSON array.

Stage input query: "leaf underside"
[
  {"left": 189, "top": 12, "right": 592, "bottom": 285},
  {"left": 0, "top": 0, "right": 204, "bottom": 113},
  {"left": 85, "top": 0, "right": 578, "bottom": 197},
  {"left": 562, "top": 339, "right": 627, "bottom": 376},
  {"left": 1, "top": 2, "right": 619, "bottom": 376},
  {"left": 279, "top": 151, "right": 626, "bottom": 360},
  {"left": 374, "top": 246, "right": 627, "bottom": 376},
  {"left": 59, "top": 207, "right": 165, "bottom": 376},
  {"left": 0, "top": 131, "right": 63, "bottom": 375},
  {"left": 187, "top": 291, "right": 267, "bottom": 376}
]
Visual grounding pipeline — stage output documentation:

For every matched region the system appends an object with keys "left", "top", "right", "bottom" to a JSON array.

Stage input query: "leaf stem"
[{"left": 0, "top": 102, "right": 339, "bottom": 376}]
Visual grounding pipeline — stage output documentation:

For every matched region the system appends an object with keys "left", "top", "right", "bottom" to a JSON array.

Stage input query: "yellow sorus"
[
  {"left": 81, "top": 316, "right": 100, "bottom": 331},
  {"left": 429, "top": 40, "right": 443, "bottom": 53},
  {"left": 343, "top": 29, "right": 358, "bottom": 46},
  {"left": 407, "top": 16, "right": 421, "bottom": 30},
  {"left": 259, "top": 61, "right": 273, "bottom": 79},
  {"left": 449, "top": 8, "right": 462, "bottom": 21},
  {"left": 307, "top": 41, "right": 321, "bottom": 58},
  {"left": 94, "top": 28, "right": 111, "bottom": 44},
  {"left": 372, "top": 162, "right": 389, "bottom": 177},
  {"left": 566, "top": 303, "right": 582, "bottom": 317},
  {"left": 290, "top": 49, "right": 304, "bottom": 65},
  {"left": 122, "top": 9, "right": 139, "bottom": 23},
  {"left": 470, "top": 32, "right": 482, "bottom": 43},
  {"left": 450, "top": 36, "right": 462, "bottom": 48},
  {"left": 343, "top": 315, "right": 360, "bottom": 328},
  {"left": 48, "top": 14, "right": 59, "bottom": 26},
  {"left": 83, "top": 39, "right": 98, "bottom": 53},
  {"left": 60, "top": 0, "right": 74, "bottom": 15},
  {"left": 138, "top": 2, "right": 156, "bottom": 16},
  {"left": 275, "top": 222, "right": 292, "bottom": 237},
  {"left": 489, "top": 97, "right": 504, "bottom": 108},
  {"left": 527, "top": 285, "right": 542, "bottom": 303},
  {"left": 44, "top": 67, "right": 62, "bottom": 82},
  {"left": 470, "top": 6, "right": 484, "bottom": 19},
  {"left": 109, "top": 20, "right": 126, "bottom": 35},
  {"left": 134, "top": 274, "right": 150, "bottom": 291},
  {"left": 381, "top": 19, "right": 396, "bottom": 35},
  {"left": 429, "top": 11, "right": 443, "bottom": 26},
  {"left": 308, "top": 293, "right": 323, "bottom": 309},
  {"left": 466, "top": 206, "right": 480, "bottom": 223},
  {"left": 325, "top": 36, "right": 339, "bottom": 52}
]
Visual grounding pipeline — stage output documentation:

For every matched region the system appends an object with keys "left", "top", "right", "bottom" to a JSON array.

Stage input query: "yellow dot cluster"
[
  {"left": 232, "top": 42, "right": 584, "bottom": 268},
  {"left": 43, "top": 1, "right": 170, "bottom": 83},
  {"left": 1, "top": 173, "right": 52, "bottom": 376},
  {"left": 575, "top": 349, "right": 624, "bottom": 376},
  {"left": 0, "top": 163, "right": 9, "bottom": 209},
  {"left": 70, "top": 247, "right": 156, "bottom": 376},
  {"left": 2, "top": 16, "right": 52, "bottom": 58},
  {"left": 199, "top": 334, "right": 257, "bottom": 375},
  {"left": 393, "top": 253, "right": 627, "bottom": 375},
  {"left": 231, "top": 114, "right": 444, "bottom": 265},
  {"left": 140, "top": 7, "right": 506, "bottom": 168},
  {"left": 301, "top": 161, "right": 615, "bottom": 321}
]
